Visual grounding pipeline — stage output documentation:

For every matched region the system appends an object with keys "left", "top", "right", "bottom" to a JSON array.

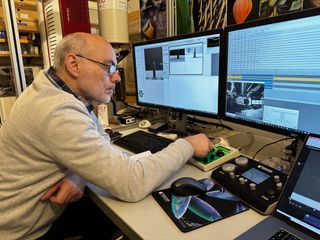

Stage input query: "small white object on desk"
[
  {"left": 138, "top": 119, "right": 152, "bottom": 128},
  {"left": 157, "top": 132, "right": 178, "bottom": 141}
]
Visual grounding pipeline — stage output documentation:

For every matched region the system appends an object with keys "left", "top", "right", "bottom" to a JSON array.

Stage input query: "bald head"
[{"left": 53, "top": 32, "right": 112, "bottom": 71}]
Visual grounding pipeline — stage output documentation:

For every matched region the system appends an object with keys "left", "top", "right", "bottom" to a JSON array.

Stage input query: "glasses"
[{"left": 75, "top": 54, "right": 119, "bottom": 76}]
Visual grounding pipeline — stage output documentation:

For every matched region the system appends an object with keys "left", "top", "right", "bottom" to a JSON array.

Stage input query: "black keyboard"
[
  {"left": 113, "top": 130, "right": 174, "bottom": 153},
  {"left": 268, "top": 228, "right": 302, "bottom": 240}
]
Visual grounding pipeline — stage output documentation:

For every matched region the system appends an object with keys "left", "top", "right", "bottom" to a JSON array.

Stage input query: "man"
[{"left": 0, "top": 32, "right": 212, "bottom": 239}]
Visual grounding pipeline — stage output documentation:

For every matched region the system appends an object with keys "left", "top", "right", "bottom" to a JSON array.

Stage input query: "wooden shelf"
[
  {"left": 0, "top": 53, "right": 41, "bottom": 58},
  {"left": 23, "top": 54, "right": 41, "bottom": 57},
  {"left": 14, "top": 0, "right": 37, "bottom": 10},
  {"left": 20, "top": 39, "right": 32, "bottom": 43},
  {"left": 0, "top": 38, "right": 33, "bottom": 43},
  {"left": 0, "top": 28, "right": 40, "bottom": 34}
]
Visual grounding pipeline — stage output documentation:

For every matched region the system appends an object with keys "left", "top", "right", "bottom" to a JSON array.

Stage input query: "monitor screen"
[
  {"left": 224, "top": 9, "right": 320, "bottom": 136},
  {"left": 132, "top": 29, "right": 223, "bottom": 118}
]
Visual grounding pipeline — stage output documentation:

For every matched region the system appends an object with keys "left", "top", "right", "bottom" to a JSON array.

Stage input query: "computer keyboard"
[
  {"left": 113, "top": 130, "right": 174, "bottom": 154},
  {"left": 268, "top": 228, "right": 302, "bottom": 240}
]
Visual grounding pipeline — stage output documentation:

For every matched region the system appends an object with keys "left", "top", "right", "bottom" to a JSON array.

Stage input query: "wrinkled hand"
[
  {"left": 41, "top": 172, "right": 87, "bottom": 204},
  {"left": 185, "top": 133, "right": 213, "bottom": 158}
]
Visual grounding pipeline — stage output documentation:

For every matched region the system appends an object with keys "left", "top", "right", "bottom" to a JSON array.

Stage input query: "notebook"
[{"left": 236, "top": 134, "right": 320, "bottom": 240}]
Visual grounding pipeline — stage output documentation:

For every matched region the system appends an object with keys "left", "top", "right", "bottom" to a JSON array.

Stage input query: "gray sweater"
[{"left": 0, "top": 70, "right": 193, "bottom": 240}]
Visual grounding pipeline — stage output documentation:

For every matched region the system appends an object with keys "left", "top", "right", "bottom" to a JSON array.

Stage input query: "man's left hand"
[{"left": 41, "top": 172, "right": 86, "bottom": 204}]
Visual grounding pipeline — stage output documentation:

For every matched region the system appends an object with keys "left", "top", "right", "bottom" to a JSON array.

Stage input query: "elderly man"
[{"left": 0, "top": 32, "right": 212, "bottom": 239}]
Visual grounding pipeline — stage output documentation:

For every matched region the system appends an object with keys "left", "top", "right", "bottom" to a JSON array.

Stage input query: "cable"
[
  {"left": 110, "top": 100, "right": 117, "bottom": 116},
  {"left": 187, "top": 116, "right": 233, "bottom": 130},
  {"left": 237, "top": 132, "right": 255, "bottom": 151},
  {"left": 252, "top": 137, "right": 295, "bottom": 160},
  {"left": 120, "top": 100, "right": 142, "bottom": 110}
]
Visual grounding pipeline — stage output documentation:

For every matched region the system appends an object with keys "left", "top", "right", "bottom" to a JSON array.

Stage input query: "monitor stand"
[
  {"left": 174, "top": 113, "right": 188, "bottom": 136},
  {"left": 290, "top": 136, "right": 305, "bottom": 162}
]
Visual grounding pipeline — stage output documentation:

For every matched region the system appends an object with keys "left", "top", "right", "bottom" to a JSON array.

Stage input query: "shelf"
[
  {"left": 0, "top": 26, "right": 39, "bottom": 33},
  {"left": 23, "top": 54, "right": 41, "bottom": 57},
  {"left": 13, "top": 0, "right": 37, "bottom": 10},
  {"left": 20, "top": 39, "right": 32, "bottom": 43},
  {"left": 0, "top": 38, "right": 33, "bottom": 43},
  {"left": 0, "top": 53, "right": 41, "bottom": 58}
]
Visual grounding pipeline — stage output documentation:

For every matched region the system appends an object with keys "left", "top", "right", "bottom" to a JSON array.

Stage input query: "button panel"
[{"left": 211, "top": 155, "right": 288, "bottom": 215}]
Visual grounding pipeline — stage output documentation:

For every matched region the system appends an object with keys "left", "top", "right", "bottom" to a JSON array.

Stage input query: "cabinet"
[
  {"left": 0, "top": 0, "right": 44, "bottom": 123},
  {"left": 0, "top": 0, "right": 42, "bottom": 60}
]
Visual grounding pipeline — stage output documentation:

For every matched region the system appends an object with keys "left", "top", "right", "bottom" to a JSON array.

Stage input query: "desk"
[{"left": 88, "top": 161, "right": 267, "bottom": 240}]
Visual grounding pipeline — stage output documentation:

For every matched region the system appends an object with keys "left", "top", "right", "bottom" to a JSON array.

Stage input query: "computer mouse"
[
  {"left": 170, "top": 177, "right": 207, "bottom": 196},
  {"left": 139, "top": 119, "right": 151, "bottom": 129}
]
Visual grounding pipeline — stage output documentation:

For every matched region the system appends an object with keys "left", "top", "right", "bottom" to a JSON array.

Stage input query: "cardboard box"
[
  {"left": 17, "top": 20, "right": 39, "bottom": 32},
  {"left": 0, "top": 18, "right": 5, "bottom": 29},
  {"left": 0, "top": 7, "right": 4, "bottom": 19},
  {"left": 16, "top": 8, "right": 38, "bottom": 22},
  {"left": 14, "top": 0, "right": 37, "bottom": 10}
]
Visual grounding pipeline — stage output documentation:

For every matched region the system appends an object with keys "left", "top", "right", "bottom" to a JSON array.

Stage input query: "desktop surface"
[{"left": 88, "top": 127, "right": 267, "bottom": 240}]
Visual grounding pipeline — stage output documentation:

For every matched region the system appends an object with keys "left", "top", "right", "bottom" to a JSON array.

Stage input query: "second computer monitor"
[
  {"left": 224, "top": 8, "right": 320, "bottom": 136},
  {"left": 132, "top": 29, "right": 223, "bottom": 118}
]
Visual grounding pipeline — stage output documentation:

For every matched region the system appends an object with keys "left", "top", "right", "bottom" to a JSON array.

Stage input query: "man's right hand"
[{"left": 185, "top": 133, "right": 213, "bottom": 158}]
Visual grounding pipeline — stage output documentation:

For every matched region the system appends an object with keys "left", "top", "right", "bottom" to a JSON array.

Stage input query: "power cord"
[
  {"left": 252, "top": 137, "right": 295, "bottom": 160},
  {"left": 237, "top": 132, "right": 255, "bottom": 151},
  {"left": 187, "top": 116, "right": 233, "bottom": 130},
  {"left": 120, "top": 100, "right": 142, "bottom": 110}
]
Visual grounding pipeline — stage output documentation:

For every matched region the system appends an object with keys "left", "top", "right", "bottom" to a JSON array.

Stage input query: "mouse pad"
[{"left": 152, "top": 178, "right": 249, "bottom": 232}]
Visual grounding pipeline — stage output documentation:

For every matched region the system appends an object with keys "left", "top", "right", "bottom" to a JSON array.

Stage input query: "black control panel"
[{"left": 211, "top": 156, "right": 288, "bottom": 215}]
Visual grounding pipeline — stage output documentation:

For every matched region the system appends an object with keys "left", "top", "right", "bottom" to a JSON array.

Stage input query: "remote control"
[{"left": 189, "top": 144, "right": 240, "bottom": 171}]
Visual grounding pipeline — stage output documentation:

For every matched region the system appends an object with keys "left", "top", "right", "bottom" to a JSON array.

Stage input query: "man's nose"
[{"left": 110, "top": 71, "right": 121, "bottom": 83}]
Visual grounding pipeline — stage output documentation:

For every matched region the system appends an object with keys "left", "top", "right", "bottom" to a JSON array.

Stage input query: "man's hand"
[
  {"left": 185, "top": 133, "right": 213, "bottom": 158},
  {"left": 41, "top": 172, "right": 87, "bottom": 204}
]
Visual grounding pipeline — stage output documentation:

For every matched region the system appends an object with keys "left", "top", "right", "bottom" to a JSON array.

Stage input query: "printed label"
[{"left": 98, "top": 0, "right": 127, "bottom": 11}]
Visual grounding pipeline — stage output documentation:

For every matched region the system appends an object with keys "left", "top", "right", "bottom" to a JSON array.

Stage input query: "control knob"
[
  {"left": 239, "top": 177, "right": 245, "bottom": 185},
  {"left": 276, "top": 182, "right": 283, "bottom": 190},
  {"left": 266, "top": 188, "right": 275, "bottom": 198},
  {"left": 222, "top": 163, "right": 236, "bottom": 173},
  {"left": 235, "top": 156, "right": 249, "bottom": 166},
  {"left": 216, "top": 149, "right": 225, "bottom": 157},
  {"left": 229, "top": 172, "right": 235, "bottom": 179},
  {"left": 249, "top": 183, "right": 256, "bottom": 191},
  {"left": 274, "top": 175, "right": 281, "bottom": 183}
]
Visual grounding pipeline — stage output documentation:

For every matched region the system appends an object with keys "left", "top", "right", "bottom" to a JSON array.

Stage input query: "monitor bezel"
[
  {"left": 221, "top": 8, "right": 320, "bottom": 137},
  {"left": 132, "top": 28, "right": 225, "bottom": 119}
]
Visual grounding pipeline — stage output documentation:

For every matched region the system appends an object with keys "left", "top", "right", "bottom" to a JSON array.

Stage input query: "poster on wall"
[
  {"left": 303, "top": 0, "right": 320, "bottom": 9},
  {"left": 140, "top": 0, "right": 167, "bottom": 40},
  {"left": 227, "top": 0, "right": 303, "bottom": 25},
  {"left": 176, "top": 0, "right": 227, "bottom": 35},
  {"left": 128, "top": 0, "right": 142, "bottom": 43},
  {"left": 191, "top": 0, "right": 227, "bottom": 32}
]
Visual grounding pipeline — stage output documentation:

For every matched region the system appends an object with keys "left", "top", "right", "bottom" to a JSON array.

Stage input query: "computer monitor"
[
  {"left": 223, "top": 8, "right": 320, "bottom": 136},
  {"left": 132, "top": 29, "right": 224, "bottom": 131}
]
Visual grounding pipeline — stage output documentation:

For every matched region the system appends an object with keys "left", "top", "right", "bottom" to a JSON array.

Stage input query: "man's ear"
[{"left": 65, "top": 53, "right": 80, "bottom": 77}]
